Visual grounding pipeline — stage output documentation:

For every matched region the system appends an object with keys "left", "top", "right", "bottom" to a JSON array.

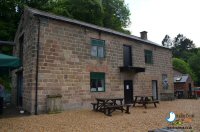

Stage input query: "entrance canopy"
[{"left": 0, "top": 53, "right": 21, "bottom": 69}]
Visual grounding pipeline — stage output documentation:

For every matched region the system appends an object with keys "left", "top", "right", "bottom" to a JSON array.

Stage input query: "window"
[
  {"left": 144, "top": 50, "right": 153, "bottom": 64},
  {"left": 91, "top": 39, "right": 105, "bottom": 58},
  {"left": 90, "top": 72, "right": 105, "bottom": 92},
  {"left": 162, "top": 74, "right": 168, "bottom": 90}
]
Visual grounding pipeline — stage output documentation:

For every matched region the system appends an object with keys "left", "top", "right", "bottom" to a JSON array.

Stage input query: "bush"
[
  {"left": 173, "top": 58, "right": 197, "bottom": 81},
  {"left": 0, "top": 76, "right": 11, "bottom": 92}
]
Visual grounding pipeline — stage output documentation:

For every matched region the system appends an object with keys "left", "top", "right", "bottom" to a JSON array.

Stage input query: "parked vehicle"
[{"left": 192, "top": 87, "right": 200, "bottom": 97}]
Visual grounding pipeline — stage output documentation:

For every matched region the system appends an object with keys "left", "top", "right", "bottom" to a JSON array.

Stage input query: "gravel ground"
[{"left": 0, "top": 99, "right": 199, "bottom": 132}]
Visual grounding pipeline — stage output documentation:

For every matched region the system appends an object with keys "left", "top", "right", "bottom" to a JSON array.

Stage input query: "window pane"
[
  {"left": 91, "top": 46, "right": 97, "bottom": 57},
  {"left": 145, "top": 50, "right": 153, "bottom": 64},
  {"left": 97, "top": 79, "right": 104, "bottom": 92},
  {"left": 147, "top": 55, "right": 151, "bottom": 63},
  {"left": 90, "top": 79, "right": 97, "bottom": 91},
  {"left": 98, "top": 46, "right": 104, "bottom": 57},
  {"left": 145, "top": 55, "right": 148, "bottom": 63}
]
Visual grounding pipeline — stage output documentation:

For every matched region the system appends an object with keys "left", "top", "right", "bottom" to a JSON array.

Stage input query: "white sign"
[{"left": 126, "top": 85, "right": 129, "bottom": 90}]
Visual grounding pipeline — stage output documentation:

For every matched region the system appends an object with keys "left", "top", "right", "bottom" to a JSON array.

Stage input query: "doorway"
[
  {"left": 152, "top": 80, "right": 158, "bottom": 100},
  {"left": 124, "top": 80, "right": 133, "bottom": 104},
  {"left": 16, "top": 71, "right": 23, "bottom": 107},
  {"left": 123, "top": 45, "right": 132, "bottom": 66}
]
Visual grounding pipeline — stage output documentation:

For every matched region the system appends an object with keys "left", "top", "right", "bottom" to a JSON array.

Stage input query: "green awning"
[{"left": 0, "top": 53, "right": 21, "bottom": 69}]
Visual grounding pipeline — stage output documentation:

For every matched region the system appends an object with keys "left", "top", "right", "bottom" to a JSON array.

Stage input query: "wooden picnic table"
[
  {"left": 91, "top": 97, "right": 131, "bottom": 116},
  {"left": 133, "top": 96, "right": 159, "bottom": 109}
]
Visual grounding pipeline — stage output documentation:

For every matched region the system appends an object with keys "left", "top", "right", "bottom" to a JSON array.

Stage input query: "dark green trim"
[{"left": 91, "top": 39, "right": 105, "bottom": 46}]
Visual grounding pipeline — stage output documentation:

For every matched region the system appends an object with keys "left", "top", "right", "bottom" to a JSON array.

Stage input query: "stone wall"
[
  {"left": 13, "top": 10, "right": 38, "bottom": 114},
  {"left": 14, "top": 10, "right": 174, "bottom": 113}
]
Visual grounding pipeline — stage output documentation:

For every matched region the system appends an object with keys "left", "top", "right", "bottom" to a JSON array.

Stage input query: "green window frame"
[
  {"left": 91, "top": 39, "right": 105, "bottom": 58},
  {"left": 90, "top": 72, "right": 105, "bottom": 92},
  {"left": 144, "top": 50, "right": 153, "bottom": 64}
]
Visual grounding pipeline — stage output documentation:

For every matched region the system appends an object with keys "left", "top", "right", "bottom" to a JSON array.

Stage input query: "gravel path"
[{"left": 0, "top": 99, "right": 199, "bottom": 132}]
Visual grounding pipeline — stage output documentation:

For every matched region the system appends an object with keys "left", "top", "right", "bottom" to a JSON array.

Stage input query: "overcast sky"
[{"left": 124, "top": 0, "right": 200, "bottom": 47}]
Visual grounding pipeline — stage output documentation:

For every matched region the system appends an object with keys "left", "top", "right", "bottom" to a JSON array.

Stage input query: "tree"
[
  {"left": 172, "top": 58, "right": 196, "bottom": 81},
  {"left": 172, "top": 34, "right": 195, "bottom": 59},
  {"left": 188, "top": 50, "right": 200, "bottom": 85},
  {"left": 66, "top": 0, "right": 104, "bottom": 26},
  {"left": 0, "top": 0, "right": 131, "bottom": 43},
  {"left": 102, "top": 0, "right": 131, "bottom": 33},
  {"left": 0, "top": 0, "right": 18, "bottom": 41},
  {"left": 162, "top": 35, "right": 172, "bottom": 48}
]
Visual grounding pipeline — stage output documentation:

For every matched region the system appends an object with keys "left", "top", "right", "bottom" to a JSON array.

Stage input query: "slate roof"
[
  {"left": 174, "top": 74, "right": 189, "bottom": 83},
  {"left": 26, "top": 7, "right": 169, "bottom": 49}
]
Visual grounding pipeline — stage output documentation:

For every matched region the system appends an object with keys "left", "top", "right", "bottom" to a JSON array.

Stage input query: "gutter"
[{"left": 35, "top": 17, "right": 40, "bottom": 115}]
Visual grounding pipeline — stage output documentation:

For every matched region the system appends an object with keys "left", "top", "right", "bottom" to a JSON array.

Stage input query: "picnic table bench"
[
  {"left": 91, "top": 98, "right": 132, "bottom": 116},
  {"left": 133, "top": 96, "right": 159, "bottom": 109}
]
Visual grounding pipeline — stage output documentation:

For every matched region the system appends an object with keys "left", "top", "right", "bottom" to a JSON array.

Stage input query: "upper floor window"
[
  {"left": 91, "top": 39, "right": 105, "bottom": 58},
  {"left": 144, "top": 50, "right": 153, "bottom": 64}
]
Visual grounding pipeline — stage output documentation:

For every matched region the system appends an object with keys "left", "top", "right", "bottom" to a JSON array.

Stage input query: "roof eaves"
[{"left": 27, "top": 7, "right": 169, "bottom": 49}]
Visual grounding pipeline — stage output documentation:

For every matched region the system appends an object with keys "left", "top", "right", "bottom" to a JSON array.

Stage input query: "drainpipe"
[{"left": 35, "top": 17, "right": 40, "bottom": 115}]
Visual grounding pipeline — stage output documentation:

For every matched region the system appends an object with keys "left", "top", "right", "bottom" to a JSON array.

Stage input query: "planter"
[{"left": 47, "top": 94, "right": 62, "bottom": 114}]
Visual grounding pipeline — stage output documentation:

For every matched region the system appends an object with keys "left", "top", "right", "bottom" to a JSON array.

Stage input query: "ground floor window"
[{"left": 90, "top": 72, "right": 105, "bottom": 92}]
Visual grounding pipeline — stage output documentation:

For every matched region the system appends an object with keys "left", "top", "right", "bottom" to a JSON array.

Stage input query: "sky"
[{"left": 124, "top": 0, "right": 200, "bottom": 47}]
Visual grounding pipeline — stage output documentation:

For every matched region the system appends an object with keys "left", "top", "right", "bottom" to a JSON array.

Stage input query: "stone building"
[
  {"left": 174, "top": 69, "right": 194, "bottom": 98},
  {"left": 13, "top": 8, "right": 174, "bottom": 114}
]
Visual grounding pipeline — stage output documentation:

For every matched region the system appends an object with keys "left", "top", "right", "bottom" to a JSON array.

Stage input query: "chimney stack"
[{"left": 140, "top": 31, "right": 148, "bottom": 40}]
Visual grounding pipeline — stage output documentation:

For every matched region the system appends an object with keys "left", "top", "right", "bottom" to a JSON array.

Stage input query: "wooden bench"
[
  {"left": 105, "top": 105, "right": 124, "bottom": 116},
  {"left": 143, "top": 100, "right": 159, "bottom": 108},
  {"left": 91, "top": 102, "right": 113, "bottom": 111},
  {"left": 124, "top": 104, "right": 132, "bottom": 114},
  {"left": 104, "top": 104, "right": 132, "bottom": 116},
  {"left": 133, "top": 96, "right": 159, "bottom": 109}
]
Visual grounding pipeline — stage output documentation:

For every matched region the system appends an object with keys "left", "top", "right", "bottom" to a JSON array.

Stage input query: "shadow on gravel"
[{"left": 0, "top": 104, "right": 30, "bottom": 119}]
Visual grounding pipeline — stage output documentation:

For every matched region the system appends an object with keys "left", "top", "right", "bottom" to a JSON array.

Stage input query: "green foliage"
[
  {"left": 0, "top": 45, "right": 13, "bottom": 55},
  {"left": 173, "top": 58, "right": 189, "bottom": 74},
  {"left": 163, "top": 34, "right": 200, "bottom": 84},
  {"left": 172, "top": 34, "right": 195, "bottom": 60},
  {"left": 0, "top": 0, "right": 19, "bottom": 41},
  {"left": 0, "top": 0, "right": 131, "bottom": 42},
  {"left": 0, "top": 75, "right": 11, "bottom": 92},
  {"left": 68, "top": 0, "right": 104, "bottom": 26},
  {"left": 173, "top": 58, "right": 197, "bottom": 81},
  {"left": 188, "top": 50, "right": 200, "bottom": 84},
  {"left": 102, "top": 0, "right": 131, "bottom": 33}
]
